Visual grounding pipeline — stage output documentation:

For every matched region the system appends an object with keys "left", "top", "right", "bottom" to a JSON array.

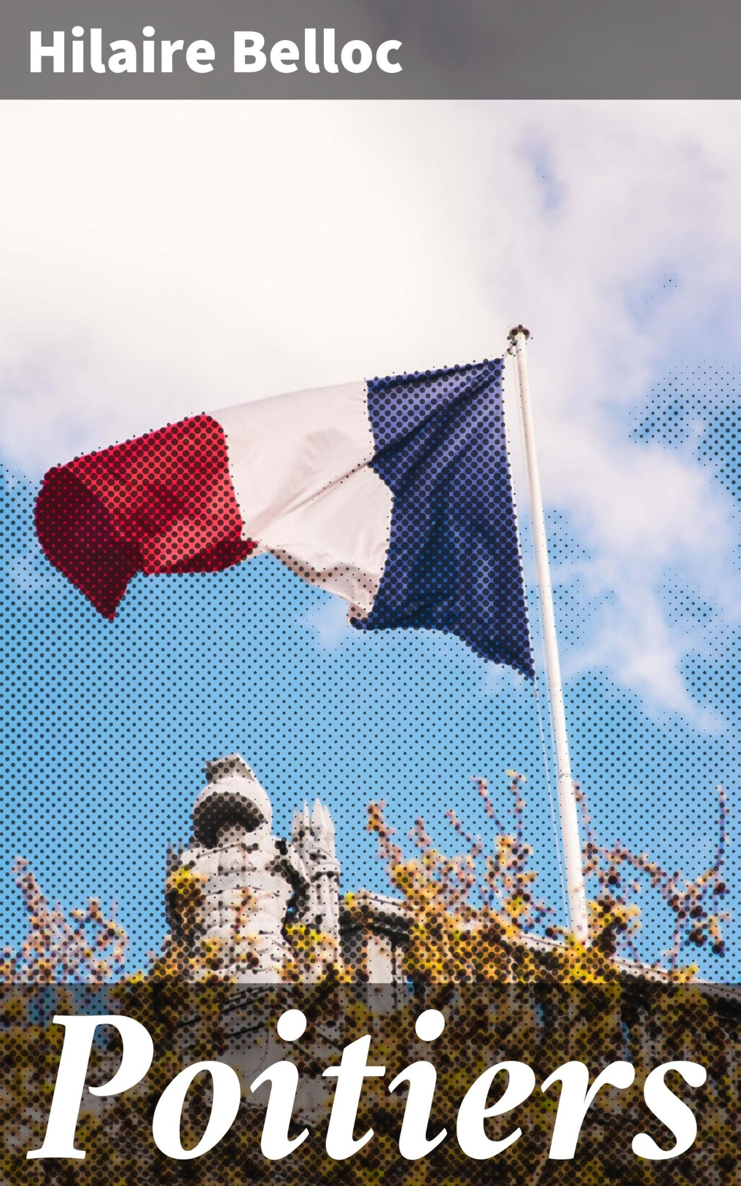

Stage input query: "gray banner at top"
[{"left": 2, "top": 0, "right": 741, "bottom": 99}]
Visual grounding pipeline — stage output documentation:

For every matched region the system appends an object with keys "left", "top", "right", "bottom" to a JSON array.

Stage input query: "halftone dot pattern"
[
  {"left": 1, "top": 360, "right": 740, "bottom": 1181},
  {"left": 357, "top": 360, "right": 534, "bottom": 677},
  {"left": 1, "top": 983, "right": 738, "bottom": 1183},
  {"left": 35, "top": 415, "right": 254, "bottom": 620}
]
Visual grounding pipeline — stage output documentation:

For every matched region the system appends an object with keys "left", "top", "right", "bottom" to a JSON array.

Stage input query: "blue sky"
[{"left": 2, "top": 101, "right": 741, "bottom": 977}]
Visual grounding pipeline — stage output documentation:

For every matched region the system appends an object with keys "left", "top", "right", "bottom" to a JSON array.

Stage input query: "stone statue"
[{"left": 169, "top": 754, "right": 340, "bottom": 981}]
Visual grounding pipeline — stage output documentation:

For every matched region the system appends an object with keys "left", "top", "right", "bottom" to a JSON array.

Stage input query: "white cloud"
[
  {"left": 2, "top": 99, "right": 741, "bottom": 715},
  {"left": 300, "top": 597, "right": 353, "bottom": 650}
]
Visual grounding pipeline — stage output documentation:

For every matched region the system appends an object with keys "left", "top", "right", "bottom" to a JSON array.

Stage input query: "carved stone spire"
[{"left": 291, "top": 797, "right": 341, "bottom": 940}]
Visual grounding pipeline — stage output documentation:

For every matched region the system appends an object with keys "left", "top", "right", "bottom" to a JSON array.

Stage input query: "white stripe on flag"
[{"left": 216, "top": 382, "right": 393, "bottom": 618}]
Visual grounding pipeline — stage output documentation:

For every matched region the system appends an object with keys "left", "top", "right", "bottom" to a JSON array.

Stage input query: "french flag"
[{"left": 35, "top": 359, "right": 534, "bottom": 676}]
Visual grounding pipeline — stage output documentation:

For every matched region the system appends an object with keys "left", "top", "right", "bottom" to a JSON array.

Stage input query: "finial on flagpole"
[{"left": 507, "top": 326, "right": 531, "bottom": 355}]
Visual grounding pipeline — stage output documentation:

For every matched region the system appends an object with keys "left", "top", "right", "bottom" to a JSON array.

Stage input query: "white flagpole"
[{"left": 507, "top": 326, "right": 589, "bottom": 943}]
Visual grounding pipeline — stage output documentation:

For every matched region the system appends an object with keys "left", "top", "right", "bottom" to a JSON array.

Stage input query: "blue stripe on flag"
[{"left": 353, "top": 359, "right": 534, "bottom": 678}]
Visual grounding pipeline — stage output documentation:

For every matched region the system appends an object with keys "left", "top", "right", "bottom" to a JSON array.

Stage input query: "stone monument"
[
  {"left": 167, "top": 754, "right": 340, "bottom": 980},
  {"left": 166, "top": 754, "right": 410, "bottom": 981}
]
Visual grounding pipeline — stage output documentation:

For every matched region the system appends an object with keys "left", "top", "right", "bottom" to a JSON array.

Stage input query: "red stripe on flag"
[{"left": 35, "top": 414, "right": 255, "bottom": 619}]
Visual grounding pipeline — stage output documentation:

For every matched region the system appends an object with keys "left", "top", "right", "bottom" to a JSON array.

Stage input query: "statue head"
[{"left": 193, "top": 754, "right": 273, "bottom": 848}]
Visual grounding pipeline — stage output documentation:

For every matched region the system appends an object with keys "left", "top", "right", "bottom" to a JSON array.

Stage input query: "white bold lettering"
[
  {"left": 108, "top": 40, "right": 137, "bottom": 73},
  {"left": 90, "top": 29, "right": 106, "bottom": 73},
  {"left": 29, "top": 31, "right": 65, "bottom": 73},
  {"left": 456, "top": 1061, "right": 535, "bottom": 1159},
  {"left": 270, "top": 40, "right": 299, "bottom": 73},
  {"left": 340, "top": 40, "right": 373, "bottom": 73},
  {"left": 71, "top": 26, "right": 85, "bottom": 73},
  {"left": 234, "top": 32, "right": 266, "bottom": 72},
  {"left": 388, "top": 1011, "right": 447, "bottom": 1160},
  {"left": 323, "top": 1035, "right": 385, "bottom": 1158},
  {"left": 186, "top": 40, "right": 215, "bottom": 73},
  {"left": 542, "top": 1061, "right": 635, "bottom": 1159},
  {"left": 26, "top": 1015, "right": 153, "bottom": 1160},
  {"left": 247, "top": 1010, "right": 308, "bottom": 1160},
  {"left": 251, "top": 1063, "right": 308, "bottom": 1158},
  {"left": 322, "top": 28, "right": 339, "bottom": 73},
  {"left": 632, "top": 1061, "right": 706, "bottom": 1160},
  {"left": 153, "top": 1062, "right": 240, "bottom": 1159},
  {"left": 389, "top": 1064, "right": 446, "bottom": 1158},
  {"left": 376, "top": 40, "right": 402, "bottom": 73},
  {"left": 304, "top": 28, "right": 320, "bottom": 73},
  {"left": 161, "top": 40, "right": 185, "bottom": 72},
  {"left": 142, "top": 27, "right": 156, "bottom": 73}
]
